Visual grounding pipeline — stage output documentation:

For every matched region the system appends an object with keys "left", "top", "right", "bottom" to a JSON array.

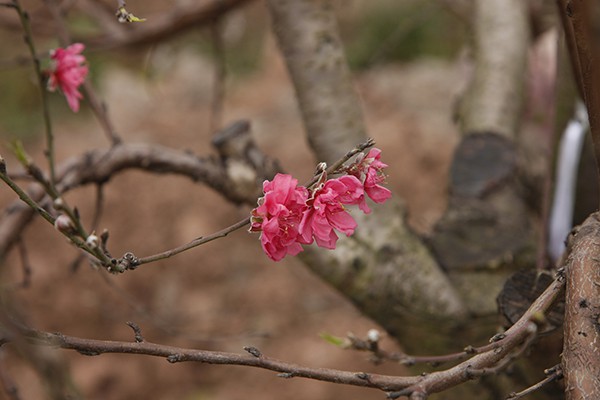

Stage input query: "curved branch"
[
  {"left": 14, "top": 329, "right": 417, "bottom": 393},
  {"left": 0, "top": 131, "right": 279, "bottom": 258},
  {"left": 390, "top": 272, "right": 565, "bottom": 398}
]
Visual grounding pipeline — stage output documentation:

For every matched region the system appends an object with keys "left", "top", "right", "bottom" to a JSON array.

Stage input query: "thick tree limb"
[
  {"left": 458, "top": 0, "right": 529, "bottom": 138},
  {"left": 266, "top": 0, "right": 469, "bottom": 347},
  {"left": 299, "top": 200, "right": 468, "bottom": 335},
  {"left": 562, "top": 213, "right": 600, "bottom": 399},
  {"left": 558, "top": 1, "right": 600, "bottom": 395},
  {"left": 266, "top": 0, "right": 366, "bottom": 164}
]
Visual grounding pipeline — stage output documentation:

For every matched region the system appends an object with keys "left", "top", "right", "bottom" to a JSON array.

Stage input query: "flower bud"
[
  {"left": 367, "top": 329, "right": 380, "bottom": 343},
  {"left": 53, "top": 197, "right": 65, "bottom": 210},
  {"left": 54, "top": 214, "right": 75, "bottom": 234},
  {"left": 86, "top": 234, "right": 99, "bottom": 249}
]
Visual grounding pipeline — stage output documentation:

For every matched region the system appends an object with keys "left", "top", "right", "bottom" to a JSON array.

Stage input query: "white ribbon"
[{"left": 548, "top": 101, "right": 589, "bottom": 261}]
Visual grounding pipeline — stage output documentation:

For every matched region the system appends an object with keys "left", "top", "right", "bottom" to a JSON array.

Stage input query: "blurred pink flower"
[
  {"left": 250, "top": 174, "right": 308, "bottom": 261},
  {"left": 298, "top": 176, "right": 363, "bottom": 249},
  {"left": 47, "top": 43, "right": 88, "bottom": 112}
]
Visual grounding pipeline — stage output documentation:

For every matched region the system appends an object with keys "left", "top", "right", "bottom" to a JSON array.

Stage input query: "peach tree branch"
[{"left": 0, "top": 267, "right": 565, "bottom": 398}]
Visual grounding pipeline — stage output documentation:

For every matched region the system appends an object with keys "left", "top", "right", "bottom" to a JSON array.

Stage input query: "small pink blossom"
[
  {"left": 47, "top": 43, "right": 88, "bottom": 112},
  {"left": 250, "top": 174, "right": 308, "bottom": 261},
  {"left": 298, "top": 176, "right": 363, "bottom": 249},
  {"left": 348, "top": 148, "right": 391, "bottom": 213}
]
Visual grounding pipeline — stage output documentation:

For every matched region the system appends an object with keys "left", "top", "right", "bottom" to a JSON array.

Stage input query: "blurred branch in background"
[{"left": 85, "top": 0, "right": 255, "bottom": 49}]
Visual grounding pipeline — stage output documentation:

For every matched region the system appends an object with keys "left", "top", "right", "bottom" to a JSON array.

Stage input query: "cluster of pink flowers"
[
  {"left": 250, "top": 148, "right": 391, "bottom": 261},
  {"left": 47, "top": 43, "right": 88, "bottom": 112}
]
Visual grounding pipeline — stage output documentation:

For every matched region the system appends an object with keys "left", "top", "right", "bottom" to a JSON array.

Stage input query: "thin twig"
[
  {"left": 16, "top": 328, "right": 417, "bottom": 392},
  {"left": 11, "top": 0, "right": 57, "bottom": 189},
  {"left": 125, "top": 321, "right": 144, "bottom": 343},
  {"left": 0, "top": 168, "right": 111, "bottom": 265},
  {"left": 70, "top": 184, "right": 105, "bottom": 272},
  {"left": 463, "top": 325, "right": 539, "bottom": 379},
  {"left": 305, "top": 138, "right": 375, "bottom": 188},
  {"left": 0, "top": 167, "right": 55, "bottom": 225},
  {"left": 136, "top": 217, "right": 250, "bottom": 266},
  {"left": 506, "top": 365, "right": 563, "bottom": 399},
  {"left": 347, "top": 323, "right": 535, "bottom": 367}
]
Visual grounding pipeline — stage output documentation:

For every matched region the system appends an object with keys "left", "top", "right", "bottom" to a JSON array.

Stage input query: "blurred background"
[{"left": 0, "top": 1, "right": 467, "bottom": 399}]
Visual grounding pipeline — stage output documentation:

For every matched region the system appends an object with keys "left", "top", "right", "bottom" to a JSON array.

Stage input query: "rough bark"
[
  {"left": 458, "top": 0, "right": 529, "bottom": 138},
  {"left": 562, "top": 213, "right": 600, "bottom": 400},
  {"left": 266, "top": 0, "right": 366, "bottom": 164},
  {"left": 559, "top": 3, "right": 600, "bottom": 395}
]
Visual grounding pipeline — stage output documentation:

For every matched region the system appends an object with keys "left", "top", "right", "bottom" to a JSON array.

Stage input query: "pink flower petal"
[{"left": 47, "top": 43, "right": 88, "bottom": 112}]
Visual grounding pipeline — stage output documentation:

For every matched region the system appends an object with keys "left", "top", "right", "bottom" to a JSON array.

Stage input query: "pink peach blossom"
[
  {"left": 348, "top": 148, "right": 391, "bottom": 212},
  {"left": 298, "top": 176, "right": 363, "bottom": 249},
  {"left": 250, "top": 149, "right": 391, "bottom": 260},
  {"left": 250, "top": 174, "right": 308, "bottom": 261},
  {"left": 47, "top": 43, "right": 88, "bottom": 112}
]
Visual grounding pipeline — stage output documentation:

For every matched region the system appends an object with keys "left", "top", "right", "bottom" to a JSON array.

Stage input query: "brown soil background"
[{"left": 0, "top": 3, "right": 464, "bottom": 399}]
